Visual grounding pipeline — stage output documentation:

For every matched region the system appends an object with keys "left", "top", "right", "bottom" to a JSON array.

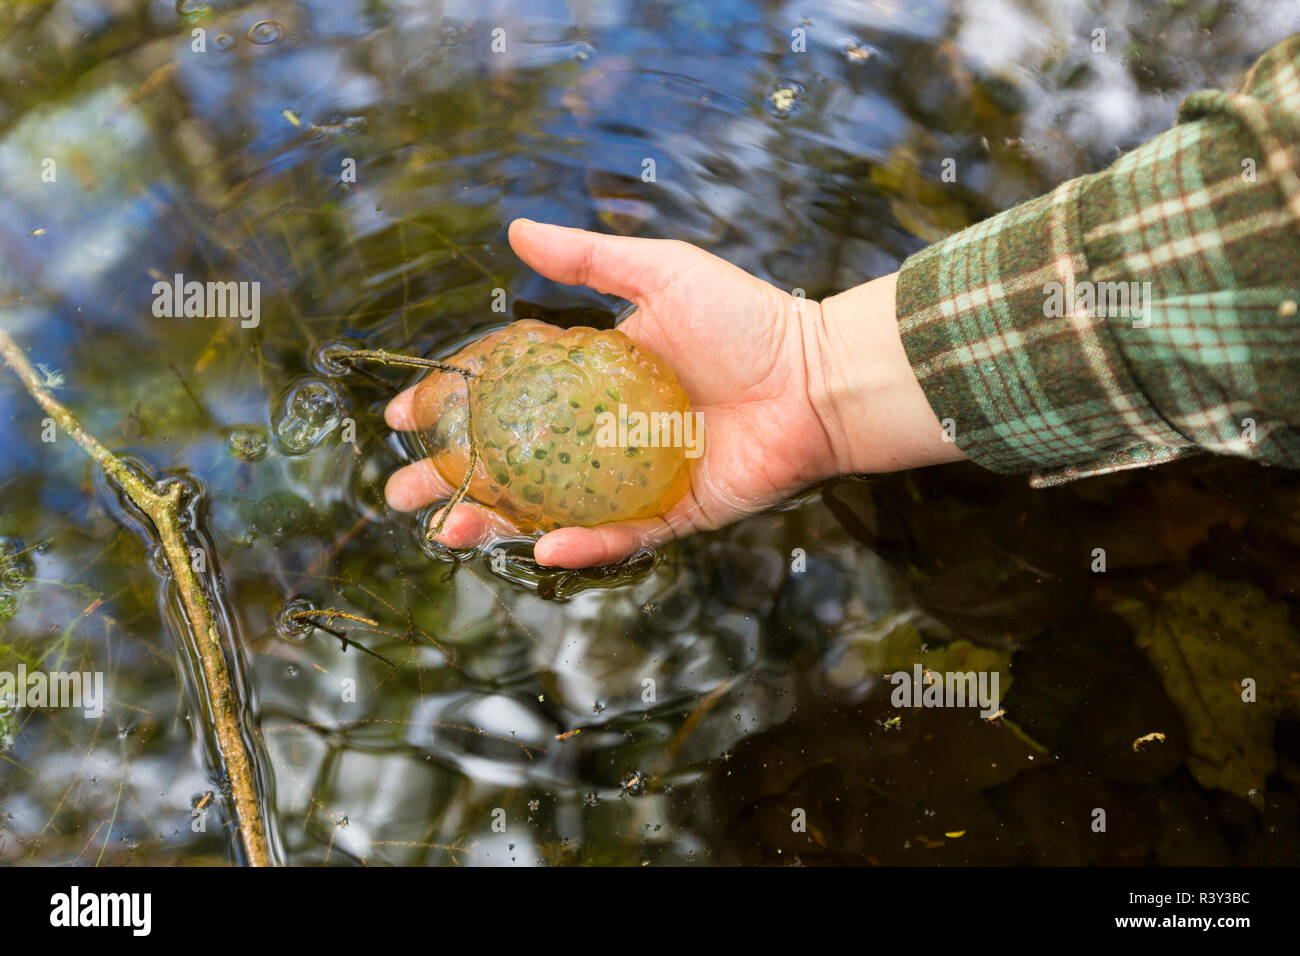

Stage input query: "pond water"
[{"left": 1, "top": 0, "right": 1299, "bottom": 865}]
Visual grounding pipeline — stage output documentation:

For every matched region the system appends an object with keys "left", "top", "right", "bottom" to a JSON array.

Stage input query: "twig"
[
  {"left": 0, "top": 330, "right": 271, "bottom": 867},
  {"left": 287, "top": 608, "right": 379, "bottom": 628},
  {"left": 431, "top": 413, "right": 478, "bottom": 540},
  {"left": 332, "top": 347, "right": 479, "bottom": 539},
  {"left": 285, "top": 608, "right": 400, "bottom": 668},
  {"left": 329, "top": 347, "right": 476, "bottom": 379}
]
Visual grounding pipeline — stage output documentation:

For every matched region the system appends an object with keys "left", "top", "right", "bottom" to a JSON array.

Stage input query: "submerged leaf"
[
  {"left": 1109, "top": 574, "right": 1300, "bottom": 806},
  {"left": 923, "top": 638, "right": 1014, "bottom": 698}
]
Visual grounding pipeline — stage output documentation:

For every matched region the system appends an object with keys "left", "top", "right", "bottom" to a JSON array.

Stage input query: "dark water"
[{"left": 1, "top": 0, "right": 1299, "bottom": 865}]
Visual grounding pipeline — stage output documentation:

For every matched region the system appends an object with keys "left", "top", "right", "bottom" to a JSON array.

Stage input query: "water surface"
[{"left": 1, "top": 0, "right": 1298, "bottom": 865}]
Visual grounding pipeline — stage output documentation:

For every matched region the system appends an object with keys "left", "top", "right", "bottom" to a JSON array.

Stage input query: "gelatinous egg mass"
[{"left": 411, "top": 320, "right": 694, "bottom": 533}]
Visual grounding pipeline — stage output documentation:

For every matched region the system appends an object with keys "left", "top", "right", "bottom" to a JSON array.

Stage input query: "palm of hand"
[{"left": 614, "top": 250, "right": 834, "bottom": 536}]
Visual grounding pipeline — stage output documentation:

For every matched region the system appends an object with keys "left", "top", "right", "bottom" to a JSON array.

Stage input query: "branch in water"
[{"left": 0, "top": 329, "right": 272, "bottom": 867}]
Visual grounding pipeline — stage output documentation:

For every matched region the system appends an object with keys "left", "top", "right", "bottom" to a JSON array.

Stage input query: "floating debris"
[
  {"left": 766, "top": 80, "right": 805, "bottom": 117},
  {"left": 1132, "top": 731, "right": 1167, "bottom": 752},
  {"left": 841, "top": 39, "right": 877, "bottom": 64}
]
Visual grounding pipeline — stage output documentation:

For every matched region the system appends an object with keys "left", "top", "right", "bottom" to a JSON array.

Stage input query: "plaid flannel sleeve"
[{"left": 896, "top": 33, "right": 1300, "bottom": 487}]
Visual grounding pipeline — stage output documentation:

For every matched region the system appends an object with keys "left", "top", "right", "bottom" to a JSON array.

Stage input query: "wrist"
[{"left": 803, "top": 272, "right": 966, "bottom": 475}]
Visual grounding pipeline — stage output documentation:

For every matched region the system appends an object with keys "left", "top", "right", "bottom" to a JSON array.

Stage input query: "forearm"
[{"left": 822, "top": 33, "right": 1300, "bottom": 488}]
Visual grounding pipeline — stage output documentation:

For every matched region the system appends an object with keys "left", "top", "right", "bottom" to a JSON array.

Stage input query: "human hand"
[{"left": 384, "top": 218, "right": 842, "bottom": 568}]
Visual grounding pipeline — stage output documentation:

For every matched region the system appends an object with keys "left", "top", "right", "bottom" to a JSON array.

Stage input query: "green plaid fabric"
[{"left": 897, "top": 34, "right": 1300, "bottom": 487}]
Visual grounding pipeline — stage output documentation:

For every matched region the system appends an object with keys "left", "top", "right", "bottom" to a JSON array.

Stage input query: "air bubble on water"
[
  {"left": 571, "top": 43, "right": 596, "bottom": 66},
  {"left": 213, "top": 33, "right": 235, "bottom": 51},
  {"left": 0, "top": 696, "right": 16, "bottom": 752},
  {"left": 157, "top": 472, "right": 204, "bottom": 509},
  {"left": 312, "top": 339, "right": 356, "bottom": 376},
  {"left": 271, "top": 377, "right": 345, "bottom": 455},
  {"left": 285, "top": 664, "right": 299, "bottom": 679},
  {"left": 276, "top": 596, "right": 317, "bottom": 641},
  {"left": 765, "top": 79, "right": 806, "bottom": 117},
  {"left": 226, "top": 426, "right": 269, "bottom": 462},
  {"left": 247, "top": 19, "right": 283, "bottom": 45},
  {"left": 175, "top": 0, "right": 210, "bottom": 17},
  {"left": 0, "top": 538, "right": 34, "bottom": 600},
  {"left": 148, "top": 545, "right": 171, "bottom": 579}
]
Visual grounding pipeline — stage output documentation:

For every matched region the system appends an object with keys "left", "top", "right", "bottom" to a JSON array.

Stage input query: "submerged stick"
[
  {"left": 432, "top": 396, "right": 479, "bottom": 540},
  {"left": 333, "top": 347, "right": 479, "bottom": 540},
  {"left": 0, "top": 330, "right": 271, "bottom": 867}
]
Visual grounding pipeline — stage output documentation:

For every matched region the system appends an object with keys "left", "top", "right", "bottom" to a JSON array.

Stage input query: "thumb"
[{"left": 507, "top": 219, "right": 693, "bottom": 300}]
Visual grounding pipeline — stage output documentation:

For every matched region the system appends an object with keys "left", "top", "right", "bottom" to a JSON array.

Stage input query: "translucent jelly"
[{"left": 412, "top": 320, "right": 693, "bottom": 532}]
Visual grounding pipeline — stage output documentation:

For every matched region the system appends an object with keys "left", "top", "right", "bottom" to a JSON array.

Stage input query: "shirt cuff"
[{"left": 895, "top": 175, "right": 1197, "bottom": 485}]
